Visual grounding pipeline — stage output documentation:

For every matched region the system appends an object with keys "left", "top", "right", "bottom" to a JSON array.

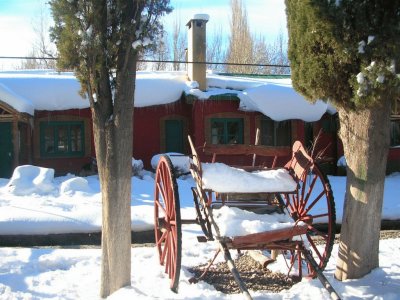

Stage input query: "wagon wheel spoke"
[
  {"left": 155, "top": 194, "right": 168, "bottom": 217},
  {"left": 306, "top": 234, "right": 324, "bottom": 262},
  {"left": 303, "top": 190, "right": 325, "bottom": 215},
  {"left": 307, "top": 225, "right": 329, "bottom": 241}
]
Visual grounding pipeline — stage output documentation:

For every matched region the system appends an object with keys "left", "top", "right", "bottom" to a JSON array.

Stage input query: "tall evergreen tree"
[
  {"left": 286, "top": 0, "right": 400, "bottom": 280},
  {"left": 49, "top": 0, "right": 171, "bottom": 297}
]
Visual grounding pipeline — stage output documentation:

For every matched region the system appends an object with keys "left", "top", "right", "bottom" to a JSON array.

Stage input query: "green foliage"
[
  {"left": 49, "top": 0, "right": 172, "bottom": 97},
  {"left": 286, "top": 0, "right": 400, "bottom": 110}
]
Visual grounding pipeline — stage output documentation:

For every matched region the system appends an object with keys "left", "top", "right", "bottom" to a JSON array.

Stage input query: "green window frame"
[
  {"left": 40, "top": 121, "right": 85, "bottom": 157},
  {"left": 260, "top": 116, "right": 292, "bottom": 147},
  {"left": 390, "top": 120, "right": 400, "bottom": 147},
  {"left": 211, "top": 118, "right": 244, "bottom": 145}
]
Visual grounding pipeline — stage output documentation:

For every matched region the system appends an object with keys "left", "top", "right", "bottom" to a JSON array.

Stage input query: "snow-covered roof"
[
  {"left": 0, "top": 71, "right": 88, "bottom": 115},
  {"left": 0, "top": 69, "right": 336, "bottom": 121},
  {"left": 189, "top": 73, "right": 336, "bottom": 122}
]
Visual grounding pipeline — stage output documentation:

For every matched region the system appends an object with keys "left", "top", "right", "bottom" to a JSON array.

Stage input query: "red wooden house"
[{"left": 0, "top": 16, "right": 399, "bottom": 178}]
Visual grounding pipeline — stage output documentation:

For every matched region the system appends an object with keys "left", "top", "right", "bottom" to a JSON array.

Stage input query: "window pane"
[
  {"left": 44, "top": 127, "right": 55, "bottom": 153},
  {"left": 275, "top": 121, "right": 291, "bottom": 146},
  {"left": 211, "top": 121, "right": 225, "bottom": 144},
  {"left": 261, "top": 118, "right": 274, "bottom": 146},
  {"left": 227, "top": 120, "right": 242, "bottom": 144},
  {"left": 56, "top": 126, "right": 68, "bottom": 152},
  {"left": 70, "top": 125, "right": 83, "bottom": 152},
  {"left": 211, "top": 118, "right": 243, "bottom": 145}
]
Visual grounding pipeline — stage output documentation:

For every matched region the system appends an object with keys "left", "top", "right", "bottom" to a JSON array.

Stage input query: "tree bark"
[
  {"left": 335, "top": 99, "right": 391, "bottom": 280},
  {"left": 94, "top": 56, "right": 135, "bottom": 298},
  {"left": 95, "top": 90, "right": 133, "bottom": 297}
]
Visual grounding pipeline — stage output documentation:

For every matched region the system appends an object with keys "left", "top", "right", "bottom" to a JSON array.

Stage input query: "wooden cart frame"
[{"left": 154, "top": 136, "right": 340, "bottom": 300}]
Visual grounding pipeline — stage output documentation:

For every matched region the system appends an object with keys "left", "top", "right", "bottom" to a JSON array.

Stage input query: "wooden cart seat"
[{"left": 201, "top": 162, "right": 297, "bottom": 194}]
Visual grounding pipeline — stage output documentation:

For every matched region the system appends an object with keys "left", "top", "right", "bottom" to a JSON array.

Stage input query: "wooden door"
[
  {"left": 0, "top": 122, "right": 13, "bottom": 178},
  {"left": 165, "top": 119, "right": 184, "bottom": 153}
]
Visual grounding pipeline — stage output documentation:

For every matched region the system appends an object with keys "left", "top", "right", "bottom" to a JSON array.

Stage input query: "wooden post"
[
  {"left": 252, "top": 128, "right": 260, "bottom": 167},
  {"left": 12, "top": 116, "right": 19, "bottom": 170}
]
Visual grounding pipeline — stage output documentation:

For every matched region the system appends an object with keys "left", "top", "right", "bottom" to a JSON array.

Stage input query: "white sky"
[
  {"left": 164, "top": 0, "right": 287, "bottom": 40},
  {"left": 0, "top": 0, "right": 287, "bottom": 70}
]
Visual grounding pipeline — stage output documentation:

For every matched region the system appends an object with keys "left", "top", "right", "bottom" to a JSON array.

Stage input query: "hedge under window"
[
  {"left": 40, "top": 121, "right": 84, "bottom": 157},
  {"left": 211, "top": 118, "right": 244, "bottom": 144}
]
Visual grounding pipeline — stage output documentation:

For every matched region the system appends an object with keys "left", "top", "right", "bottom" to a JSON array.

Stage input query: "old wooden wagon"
[{"left": 153, "top": 136, "right": 340, "bottom": 299}]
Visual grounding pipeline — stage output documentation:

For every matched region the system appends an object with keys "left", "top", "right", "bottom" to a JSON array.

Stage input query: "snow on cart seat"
[
  {"left": 201, "top": 162, "right": 297, "bottom": 193},
  {"left": 213, "top": 206, "right": 302, "bottom": 237}
]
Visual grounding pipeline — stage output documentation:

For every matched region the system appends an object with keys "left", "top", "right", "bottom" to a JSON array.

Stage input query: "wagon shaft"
[{"left": 229, "top": 224, "right": 309, "bottom": 249}]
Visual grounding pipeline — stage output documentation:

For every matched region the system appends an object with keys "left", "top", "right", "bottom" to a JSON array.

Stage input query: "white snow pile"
[
  {"left": 337, "top": 155, "right": 347, "bottom": 167},
  {"left": 6, "top": 165, "right": 56, "bottom": 195},
  {"left": 213, "top": 206, "right": 297, "bottom": 237},
  {"left": 0, "top": 71, "right": 89, "bottom": 113},
  {"left": 151, "top": 152, "right": 191, "bottom": 175},
  {"left": 131, "top": 158, "right": 144, "bottom": 176},
  {"left": 60, "top": 177, "right": 92, "bottom": 195},
  {"left": 238, "top": 82, "right": 329, "bottom": 122},
  {"left": 188, "top": 74, "right": 336, "bottom": 121},
  {"left": 191, "top": 13, "right": 210, "bottom": 21},
  {"left": 0, "top": 82, "right": 35, "bottom": 115},
  {"left": 0, "top": 70, "right": 189, "bottom": 113},
  {"left": 134, "top": 71, "right": 187, "bottom": 107},
  {"left": 201, "top": 162, "right": 297, "bottom": 193}
]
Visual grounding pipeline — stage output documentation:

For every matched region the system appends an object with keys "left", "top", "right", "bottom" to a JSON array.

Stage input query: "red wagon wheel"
[
  {"left": 154, "top": 155, "right": 182, "bottom": 292},
  {"left": 281, "top": 163, "right": 336, "bottom": 278}
]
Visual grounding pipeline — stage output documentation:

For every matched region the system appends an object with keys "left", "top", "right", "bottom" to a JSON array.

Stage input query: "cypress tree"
[
  {"left": 286, "top": 0, "right": 400, "bottom": 280},
  {"left": 50, "top": 0, "right": 172, "bottom": 296}
]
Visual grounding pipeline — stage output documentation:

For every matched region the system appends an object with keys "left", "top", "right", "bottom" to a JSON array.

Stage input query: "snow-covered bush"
[
  {"left": 132, "top": 158, "right": 144, "bottom": 177},
  {"left": 6, "top": 165, "right": 56, "bottom": 195},
  {"left": 60, "top": 177, "right": 92, "bottom": 195}
]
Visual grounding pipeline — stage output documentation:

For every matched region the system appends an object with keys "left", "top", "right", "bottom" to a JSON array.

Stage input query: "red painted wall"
[
  {"left": 133, "top": 100, "right": 192, "bottom": 169},
  {"left": 388, "top": 147, "right": 400, "bottom": 173},
  {"left": 28, "top": 102, "right": 400, "bottom": 176}
]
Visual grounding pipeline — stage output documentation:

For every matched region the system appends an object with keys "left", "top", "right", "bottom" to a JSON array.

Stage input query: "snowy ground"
[{"left": 0, "top": 165, "right": 399, "bottom": 299}]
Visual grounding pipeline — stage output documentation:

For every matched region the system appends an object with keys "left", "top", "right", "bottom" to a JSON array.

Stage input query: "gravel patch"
[{"left": 188, "top": 253, "right": 297, "bottom": 294}]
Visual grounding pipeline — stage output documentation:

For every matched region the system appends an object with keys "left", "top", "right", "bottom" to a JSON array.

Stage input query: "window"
[
  {"left": 211, "top": 118, "right": 244, "bottom": 144},
  {"left": 390, "top": 120, "right": 400, "bottom": 147},
  {"left": 260, "top": 117, "right": 291, "bottom": 146},
  {"left": 40, "top": 121, "right": 84, "bottom": 157}
]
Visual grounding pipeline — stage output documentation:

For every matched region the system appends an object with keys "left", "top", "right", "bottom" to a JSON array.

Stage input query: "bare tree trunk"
[
  {"left": 95, "top": 79, "right": 133, "bottom": 296},
  {"left": 335, "top": 99, "right": 391, "bottom": 280},
  {"left": 92, "top": 28, "right": 136, "bottom": 298}
]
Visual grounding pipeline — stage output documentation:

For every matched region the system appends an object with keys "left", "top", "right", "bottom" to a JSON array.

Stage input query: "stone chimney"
[{"left": 186, "top": 14, "right": 209, "bottom": 91}]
